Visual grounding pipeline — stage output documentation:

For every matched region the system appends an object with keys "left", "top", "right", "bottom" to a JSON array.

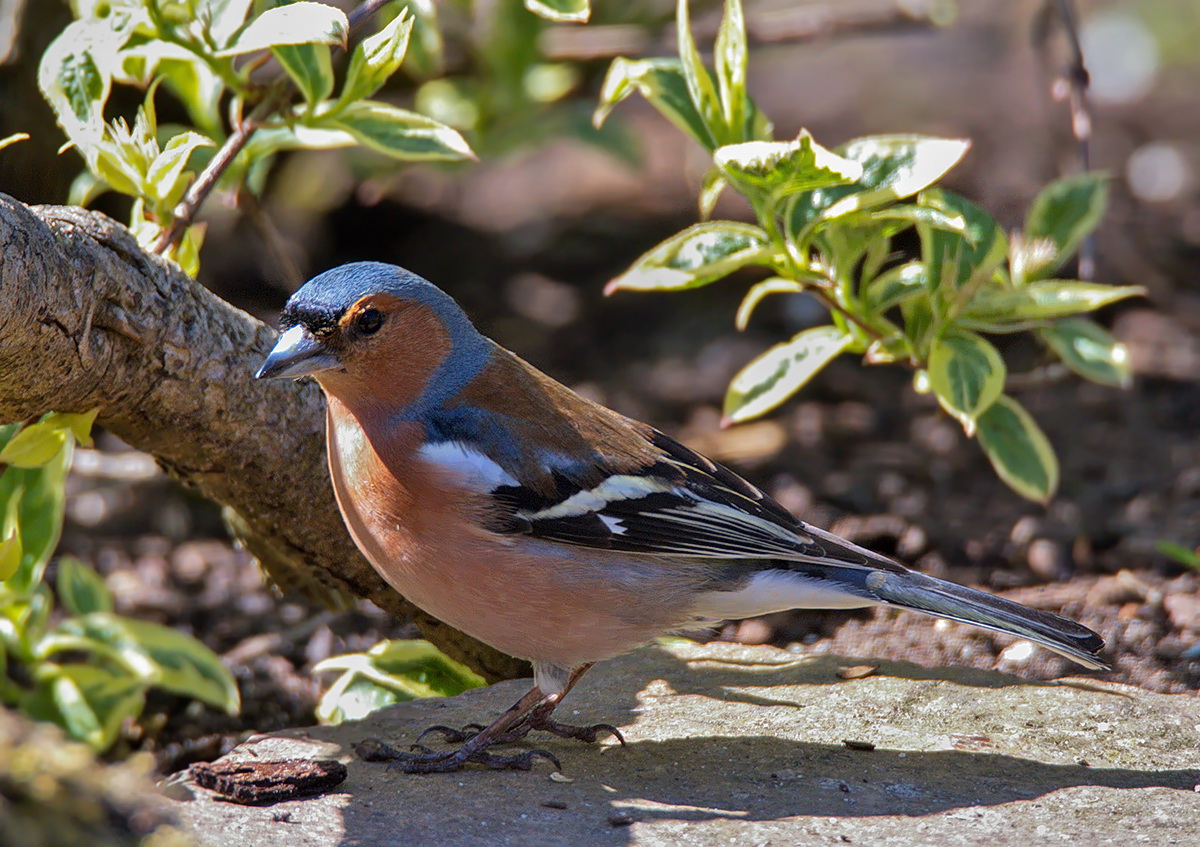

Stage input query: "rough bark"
[{"left": 0, "top": 195, "right": 527, "bottom": 683}]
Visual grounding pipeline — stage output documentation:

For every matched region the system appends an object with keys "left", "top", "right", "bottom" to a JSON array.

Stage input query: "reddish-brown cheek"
[{"left": 321, "top": 303, "right": 453, "bottom": 416}]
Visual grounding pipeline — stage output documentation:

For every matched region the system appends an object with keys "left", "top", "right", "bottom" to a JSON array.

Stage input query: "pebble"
[
  {"left": 1027, "top": 538, "right": 1066, "bottom": 580},
  {"left": 1164, "top": 593, "right": 1200, "bottom": 631}
]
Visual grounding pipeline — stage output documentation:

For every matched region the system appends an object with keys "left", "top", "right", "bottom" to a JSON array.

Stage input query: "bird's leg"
[
  {"left": 400, "top": 664, "right": 623, "bottom": 754},
  {"left": 355, "top": 686, "right": 561, "bottom": 773},
  {"left": 510, "top": 664, "right": 625, "bottom": 745}
]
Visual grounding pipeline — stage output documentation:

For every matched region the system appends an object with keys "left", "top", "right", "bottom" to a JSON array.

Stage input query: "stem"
[
  {"left": 152, "top": 86, "right": 286, "bottom": 255},
  {"left": 1049, "top": 0, "right": 1096, "bottom": 279},
  {"left": 349, "top": 0, "right": 392, "bottom": 32},
  {"left": 751, "top": 194, "right": 886, "bottom": 347},
  {"left": 808, "top": 286, "right": 884, "bottom": 344},
  {"left": 151, "top": 0, "right": 393, "bottom": 256}
]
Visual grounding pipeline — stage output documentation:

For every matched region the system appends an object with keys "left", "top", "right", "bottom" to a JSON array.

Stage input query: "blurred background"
[{"left": 1, "top": 0, "right": 1198, "bottom": 770}]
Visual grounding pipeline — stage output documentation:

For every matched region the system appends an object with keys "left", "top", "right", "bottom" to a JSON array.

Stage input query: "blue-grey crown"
[{"left": 282, "top": 261, "right": 492, "bottom": 413}]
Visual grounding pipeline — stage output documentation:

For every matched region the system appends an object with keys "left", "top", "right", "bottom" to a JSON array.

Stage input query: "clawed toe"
[
  {"left": 468, "top": 748, "right": 561, "bottom": 772},
  {"left": 415, "top": 724, "right": 480, "bottom": 744},
  {"left": 355, "top": 730, "right": 562, "bottom": 774},
  {"left": 531, "top": 718, "right": 626, "bottom": 746},
  {"left": 379, "top": 745, "right": 561, "bottom": 774}
]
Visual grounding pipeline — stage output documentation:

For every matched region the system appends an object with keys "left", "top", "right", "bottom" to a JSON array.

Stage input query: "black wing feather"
[{"left": 488, "top": 426, "right": 882, "bottom": 567}]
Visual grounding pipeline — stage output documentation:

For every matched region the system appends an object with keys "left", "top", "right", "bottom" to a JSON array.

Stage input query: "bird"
[{"left": 256, "top": 261, "right": 1107, "bottom": 773}]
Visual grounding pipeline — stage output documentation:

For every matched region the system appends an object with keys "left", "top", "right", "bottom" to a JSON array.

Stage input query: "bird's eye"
[{"left": 356, "top": 308, "right": 384, "bottom": 336}]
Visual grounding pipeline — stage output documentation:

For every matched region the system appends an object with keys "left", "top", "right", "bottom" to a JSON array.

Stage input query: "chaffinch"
[{"left": 256, "top": 261, "right": 1107, "bottom": 773}]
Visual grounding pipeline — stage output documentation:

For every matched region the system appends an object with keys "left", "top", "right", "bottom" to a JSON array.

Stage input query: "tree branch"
[{"left": 0, "top": 194, "right": 527, "bottom": 684}]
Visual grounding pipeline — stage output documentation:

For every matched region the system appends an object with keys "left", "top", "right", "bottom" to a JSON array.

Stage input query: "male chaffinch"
[{"left": 257, "top": 261, "right": 1107, "bottom": 773}]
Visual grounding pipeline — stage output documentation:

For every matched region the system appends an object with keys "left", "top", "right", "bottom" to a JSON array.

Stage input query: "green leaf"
[
  {"left": 338, "top": 9, "right": 413, "bottom": 106},
  {"left": 1038, "top": 317, "right": 1131, "bottom": 388},
  {"left": 901, "top": 293, "right": 935, "bottom": 356},
  {"left": 0, "top": 422, "right": 69, "bottom": 469},
  {"left": 120, "top": 616, "right": 239, "bottom": 712},
  {"left": 157, "top": 57, "right": 225, "bottom": 138},
  {"left": 1155, "top": 540, "right": 1200, "bottom": 572},
  {"left": 56, "top": 557, "right": 113, "bottom": 616},
  {"left": 47, "top": 672, "right": 104, "bottom": 747},
  {"left": 846, "top": 203, "right": 967, "bottom": 236},
  {"left": 206, "top": 0, "right": 258, "bottom": 44},
  {"left": 46, "top": 613, "right": 239, "bottom": 714},
  {"left": 0, "top": 426, "right": 71, "bottom": 593},
  {"left": 0, "top": 529, "right": 21, "bottom": 582},
  {"left": 833, "top": 135, "right": 971, "bottom": 210},
  {"left": 68, "top": 170, "right": 108, "bottom": 207},
  {"left": 976, "top": 395, "right": 1059, "bottom": 502},
  {"left": 398, "top": 0, "right": 443, "bottom": 77},
  {"left": 524, "top": 0, "right": 590, "bottom": 23},
  {"left": 736, "top": 277, "right": 811, "bottom": 330},
  {"left": 594, "top": 57, "right": 714, "bottom": 150},
  {"left": 217, "top": 2, "right": 349, "bottom": 56},
  {"left": 1024, "top": 173, "right": 1109, "bottom": 280},
  {"left": 676, "top": 0, "right": 725, "bottom": 148},
  {"left": 38, "top": 19, "right": 118, "bottom": 147},
  {"left": 28, "top": 665, "right": 146, "bottom": 751},
  {"left": 714, "top": 0, "right": 748, "bottom": 141},
  {"left": 715, "top": 132, "right": 863, "bottom": 200},
  {"left": 144, "top": 130, "right": 215, "bottom": 207},
  {"left": 963, "top": 280, "right": 1144, "bottom": 323},
  {"left": 928, "top": 329, "right": 1006, "bottom": 434},
  {"left": 863, "top": 262, "right": 926, "bottom": 312},
  {"left": 315, "top": 639, "right": 484, "bottom": 724},
  {"left": 43, "top": 409, "right": 99, "bottom": 448},
  {"left": 605, "top": 221, "right": 771, "bottom": 293},
  {"left": 790, "top": 135, "right": 971, "bottom": 240},
  {"left": 699, "top": 169, "right": 728, "bottom": 219},
  {"left": 273, "top": 43, "right": 335, "bottom": 107},
  {"left": 327, "top": 101, "right": 475, "bottom": 161},
  {"left": 724, "top": 326, "right": 851, "bottom": 423},
  {"left": 242, "top": 124, "right": 357, "bottom": 159},
  {"left": 919, "top": 188, "right": 1007, "bottom": 295}
]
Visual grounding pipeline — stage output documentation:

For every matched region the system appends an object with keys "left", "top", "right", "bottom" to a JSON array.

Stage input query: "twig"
[
  {"left": 152, "top": 0, "right": 392, "bottom": 255},
  {"left": 1039, "top": 0, "right": 1096, "bottom": 279},
  {"left": 807, "top": 286, "right": 890, "bottom": 350},
  {"left": 348, "top": 0, "right": 391, "bottom": 32},
  {"left": 152, "top": 89, "right": 282, "bottom": 254}
]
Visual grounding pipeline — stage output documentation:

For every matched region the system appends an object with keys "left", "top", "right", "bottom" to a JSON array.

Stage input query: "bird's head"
[{"left": 256, "top": 262, "right": 490, "bottom": 415}]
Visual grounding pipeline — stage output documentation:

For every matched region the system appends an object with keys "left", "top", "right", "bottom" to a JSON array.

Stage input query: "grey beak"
[{"left": 255, "top": 325, "right": 339, "bottom": 380}]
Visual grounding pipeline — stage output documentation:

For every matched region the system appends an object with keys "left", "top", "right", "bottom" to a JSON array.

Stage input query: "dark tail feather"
[{"left": 867, "top": 568, "right": 1108, "bottom": 670}]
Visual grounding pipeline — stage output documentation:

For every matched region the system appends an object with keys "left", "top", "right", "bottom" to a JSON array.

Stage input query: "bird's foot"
[
  {"left": 412, "top": 711, "right": 624, "bottom": 747},
  {"left": 524, "top": 713, "right": 626, "bottom": 746},
  {"left": 413, "top": 723, "right": 487, "bottom": 745},
  {"left": 355, "top": 737, "right": 560, "bottom": 774}
]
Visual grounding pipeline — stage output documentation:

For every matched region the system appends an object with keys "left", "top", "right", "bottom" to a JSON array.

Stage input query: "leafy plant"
[
  {"left": 596, "top": 0, "right": 1141, "bottom": 502},
  {"left": 0, "top": 415, "right": 239, "bottom": 752},
  {"left": 313, "top": 639, "right": 484, "bottom": 724},
  {"left": 1155, "top": 540, "right": 1200, "bottom": 572},
  {"left": 38, "top": 0, "right": 477, "bottom": 275}
]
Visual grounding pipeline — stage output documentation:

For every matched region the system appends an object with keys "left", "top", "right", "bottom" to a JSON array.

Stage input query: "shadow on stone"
[{"left": 179, "top": 642, "right": 1200, "bottom": 847}]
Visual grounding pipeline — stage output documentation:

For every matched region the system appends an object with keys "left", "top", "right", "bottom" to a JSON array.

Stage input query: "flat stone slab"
[{"left": 175, "top": 641, "right": 1200, "bottom": 846}]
